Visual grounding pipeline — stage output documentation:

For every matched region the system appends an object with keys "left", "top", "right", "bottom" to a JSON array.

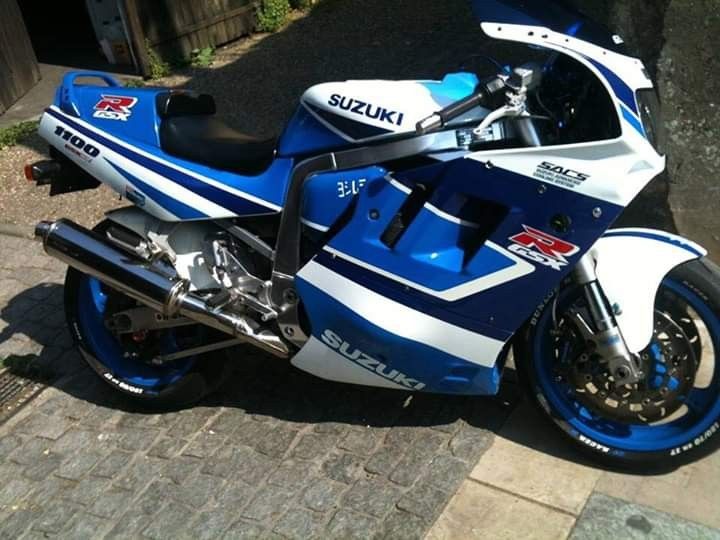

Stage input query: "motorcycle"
[{"left": 27, "top": 0, "right": 720, "bottom": 469}]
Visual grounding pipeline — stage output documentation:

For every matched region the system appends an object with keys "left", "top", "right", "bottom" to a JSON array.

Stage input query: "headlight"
[{"left": 636, "top": 89, "right": 666, "bottom": 155}]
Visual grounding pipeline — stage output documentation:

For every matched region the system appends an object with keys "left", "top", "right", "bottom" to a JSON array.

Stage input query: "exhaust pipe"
[{"left": 35, "top": 220, "right": 289, "bottom": 358}]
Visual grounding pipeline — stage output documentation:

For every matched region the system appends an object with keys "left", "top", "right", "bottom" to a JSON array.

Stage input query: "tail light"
[{"left": 23, "top": 160, "right": 61, "bottom": 185}]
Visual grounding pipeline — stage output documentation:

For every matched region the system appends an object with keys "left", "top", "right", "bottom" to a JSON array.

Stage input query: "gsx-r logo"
[
  {"left": 93, "top": 95, "right": 138, "bottom": 122},
  {"left": 321, "top": 330, "right": 426, "bottom": 390},
  {"left": 508, "top": 225, "right": 580, "bottom": 271}
]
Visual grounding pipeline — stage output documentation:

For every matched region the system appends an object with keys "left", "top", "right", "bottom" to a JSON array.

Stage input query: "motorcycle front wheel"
[{"left": 517, "top": 259, "right": 720, "bottom": 470}]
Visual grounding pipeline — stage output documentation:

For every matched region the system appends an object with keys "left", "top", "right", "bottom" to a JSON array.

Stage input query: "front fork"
[{"left": 571, "top": 254, "right": 645, "bottom": 386}]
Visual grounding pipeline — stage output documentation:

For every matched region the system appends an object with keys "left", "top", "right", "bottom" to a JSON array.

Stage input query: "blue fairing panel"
[
  {"left": 327, "top": 181, "right": 523, "bottom": 293},
  {"left": 55, "top": 72, "right": 162, "bottom": 147},
  {"left": 49, "top": 73, "right": 293, "bottom": 219},
  {"left": 317, "top": 157, "right": 622, "bottom": 344},
  {"left": 472, "top": 0, "right": 626, "bottom": 54},
  {"left": 278, "top": 106, "right": 349, "bottom": 156},
  {"left": 420, "top": 73, "right": 479, "bottom": 105},
  {"left": 302, "top": 166, "right": 387, "bottom": 231}
]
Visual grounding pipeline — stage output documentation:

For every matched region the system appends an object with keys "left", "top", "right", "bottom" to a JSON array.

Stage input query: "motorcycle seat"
[{"left": 157, "top": 92, "right": 276, "bottom": 175}]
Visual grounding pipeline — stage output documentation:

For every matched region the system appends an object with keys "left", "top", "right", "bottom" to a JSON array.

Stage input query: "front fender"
[{"left": 591, "top": 228, "right": 706, "bottom": 353}]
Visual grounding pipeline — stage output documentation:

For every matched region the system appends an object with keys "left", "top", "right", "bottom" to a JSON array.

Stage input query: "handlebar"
[
  {"left": 415, "top": 64, "right": 543, "bottom": 137},
  {"left": 415, "top": 75, "right": 506, "bottom": 136}
]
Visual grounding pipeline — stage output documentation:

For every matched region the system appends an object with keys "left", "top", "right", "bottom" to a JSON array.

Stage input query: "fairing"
[
  {"left": 471, "top": 0, "right": 627, "bottom": 54},
  {"left": 292, "top": 2, "right": 673, "bottom": 394}
]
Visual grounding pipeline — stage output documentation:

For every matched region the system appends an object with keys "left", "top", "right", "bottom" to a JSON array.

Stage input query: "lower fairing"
[{"left": 294, "top": 260, "right": 506, "bottom": 395}]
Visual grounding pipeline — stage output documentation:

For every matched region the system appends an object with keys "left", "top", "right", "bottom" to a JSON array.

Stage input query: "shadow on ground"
[
  {"left": 1, "top": 282, "right": 678, "bottom": 476},
  {"left": 9, "top": 0, "right": 674, "bottom": 230},
  {"left": 145, "top": 0, "right": 674, "bottom": 231}
]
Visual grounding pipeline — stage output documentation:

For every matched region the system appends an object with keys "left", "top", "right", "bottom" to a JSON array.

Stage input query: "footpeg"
[{"left": 206, "top": 289, "right": 232, "bottom": 309}]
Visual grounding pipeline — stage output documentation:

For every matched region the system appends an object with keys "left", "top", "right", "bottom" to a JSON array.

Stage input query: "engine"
[{"left": 98, "top": 207, "right": 287, "bottom": 351}]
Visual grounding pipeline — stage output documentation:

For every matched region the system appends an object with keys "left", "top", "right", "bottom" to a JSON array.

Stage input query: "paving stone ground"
[
  {"left": 0, "top": 233, "right": 518, "bottom": 539},
  {"left": 3, "top": 233, "right": 720, "bottom": 539},
  {"left": 430, "top": 401, "right": 720, "bottom": 539}
]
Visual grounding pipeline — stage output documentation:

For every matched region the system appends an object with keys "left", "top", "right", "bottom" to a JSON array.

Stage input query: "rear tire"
[
  {"left": 63, "top": 221, "right": 230, "bottom": 410},
  {"left": 516, "top": 259, "right": 720, "bottom": 470}
]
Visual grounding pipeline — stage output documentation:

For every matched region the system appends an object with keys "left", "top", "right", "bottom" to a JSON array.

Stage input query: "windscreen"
[{"left": 471, "top": 0, "right": 627, "bottom": 54}]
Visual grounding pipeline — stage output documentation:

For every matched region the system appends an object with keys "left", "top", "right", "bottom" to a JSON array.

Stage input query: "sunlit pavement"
[{"left": 430, "top": 401, "right": 720, "bottom": 539}]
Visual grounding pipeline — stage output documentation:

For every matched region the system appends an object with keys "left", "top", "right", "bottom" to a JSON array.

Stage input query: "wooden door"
[{"left": 0, "top": 0, "right": 40, "bottom": 114}]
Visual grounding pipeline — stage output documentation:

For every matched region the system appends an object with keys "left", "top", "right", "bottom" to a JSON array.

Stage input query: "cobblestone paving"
[{"left": 0, "top": 233, "right": 517, "bottom": 539}]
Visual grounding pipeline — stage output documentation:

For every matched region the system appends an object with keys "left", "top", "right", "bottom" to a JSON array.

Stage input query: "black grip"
[
  {"left": 415, "top": 91, "right": 487, "bottom": 135},
  {"left": 415, "top": 75, "right": 505, "bottom": 135},
  {"left": 436, "top": 90, "right": 488, "bottom": 124}
]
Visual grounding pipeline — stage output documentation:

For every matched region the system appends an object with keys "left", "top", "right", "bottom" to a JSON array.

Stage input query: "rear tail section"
[
  {"left": 36, "top": 71, "right": 291, "bottom": 222},
  {"left": 35, "top": 72, "right": 181, "bottom": 215},
  {"left": 52, "top": 72, "right": 162, "bottom": 146}
]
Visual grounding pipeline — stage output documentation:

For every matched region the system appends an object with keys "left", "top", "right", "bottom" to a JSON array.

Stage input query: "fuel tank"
[{"left": 277, "top": 72, "right": 482, "bottom": 156}]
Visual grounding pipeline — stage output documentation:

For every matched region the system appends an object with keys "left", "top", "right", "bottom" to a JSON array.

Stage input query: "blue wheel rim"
[
  {"left": 77, "top": 275, "right": 195, "bottom": 390},
  {"left": 533, "top": 277, "right": 720, "bottom": 453}
]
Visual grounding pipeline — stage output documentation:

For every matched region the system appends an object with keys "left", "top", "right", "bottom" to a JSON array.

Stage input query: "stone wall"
[
  {"left": 659, "top": 1, "right": 720, "bottom": 260},
  {"left": 575, "top": 0, "right": 719, "bottom": 260}
]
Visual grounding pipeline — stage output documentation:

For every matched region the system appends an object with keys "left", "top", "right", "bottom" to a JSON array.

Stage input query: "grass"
[
  {"left": 146, "top": 39, "right": 171, "bottom": 80},
  {"left": 0, "top": 121, "right": 39, "bottom": 151},
  {"left": 142, "top": 43, "right": 217, "bottom": 82}
]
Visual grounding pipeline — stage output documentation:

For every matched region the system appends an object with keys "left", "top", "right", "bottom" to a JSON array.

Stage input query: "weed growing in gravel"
[
  {"left": 256, "top": 0, "right": 291, "bottom": 32},
  {"left": 146, "top": 39, "right": 171, "bottom": 80},
  {"left": 191, "top": 47, "right": 216, "bottom": 68},
  {"left": 124, "top": 78, "right": 146, "bottom": 88},
  {"left": 0, "top": 121, "right": 38, "bottom": 151}
]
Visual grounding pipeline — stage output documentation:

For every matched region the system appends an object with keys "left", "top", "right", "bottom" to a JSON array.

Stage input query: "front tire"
[{"left": 517, "top": 259, "right": 720, "bottom": 470}]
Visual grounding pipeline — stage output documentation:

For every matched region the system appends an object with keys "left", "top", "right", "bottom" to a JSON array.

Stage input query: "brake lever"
[
  {"left": 472, "top": 104, "right": 524, "bottom": 136},
  {"left": 472, "top": 65, "right": 538, "bottom": 136}
]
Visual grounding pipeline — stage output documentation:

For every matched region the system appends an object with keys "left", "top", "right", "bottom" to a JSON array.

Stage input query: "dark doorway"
[{"left": 17, "top": 0, "right": 134, "bottom": 73}]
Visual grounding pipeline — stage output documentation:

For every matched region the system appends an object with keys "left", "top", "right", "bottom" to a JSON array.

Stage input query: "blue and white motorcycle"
[{"left": 29, "top": 0, "right": 720, "bottom": 468}]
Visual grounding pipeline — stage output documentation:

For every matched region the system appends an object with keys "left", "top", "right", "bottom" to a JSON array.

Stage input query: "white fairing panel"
[
  {"left": 467, "top": 140, "right": 664, "bottom": 207},
  {"left": 295, "top": 260, "right": 506, "bottom": 366},
  {"left": 292, "top": 260, "right": 508, "bottom": 390},
  {"left": 481, "top": 23, "right": 653, "bottom": 96},
  {"left": 592, "top": 229, "right": 706, "bottom": 353},
  {"left": 465, "top": 23, "right": 666, "bottom": 208},
  {"left": 291, "top": 336, "right": 409, "bottom": 390},
  {"left": 38, "top": 107, "right": 281, "bottom": 222}
]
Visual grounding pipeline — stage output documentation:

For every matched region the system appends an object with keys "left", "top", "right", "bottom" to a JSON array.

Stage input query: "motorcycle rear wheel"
[
  {"left": 63, "top": 222, "right": 230, "bottom": 409},
  {"left": 517, "top": 259, "right": 720, "bottom": 470}
]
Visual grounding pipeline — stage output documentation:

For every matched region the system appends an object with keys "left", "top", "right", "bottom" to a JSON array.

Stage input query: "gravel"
[{"left": 0, "top": 133, "right": 125, "bottom": 233}]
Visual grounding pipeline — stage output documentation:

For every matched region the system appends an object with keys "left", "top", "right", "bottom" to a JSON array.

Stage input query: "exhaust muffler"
[{"left": 35, "top": 219, "right": 289, "bottom": 358}]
